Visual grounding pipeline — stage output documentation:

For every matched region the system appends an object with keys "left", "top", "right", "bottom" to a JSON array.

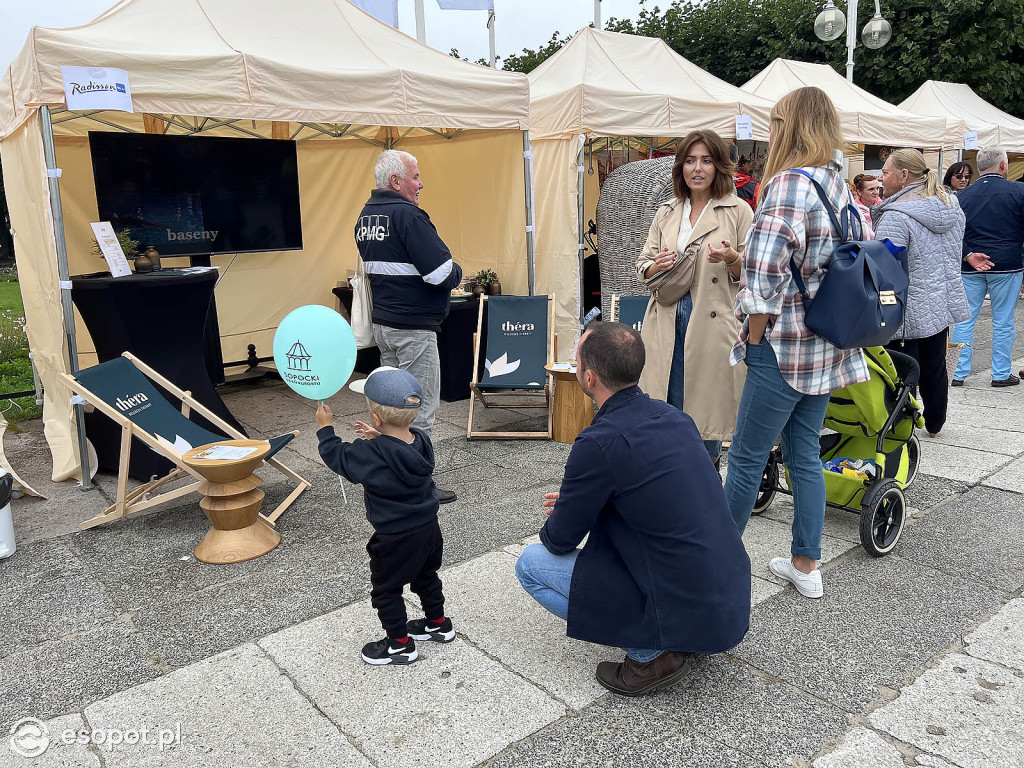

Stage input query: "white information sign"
[
  {"left": 61, "top": 67, "right": 133, "bottom": 113},
  {"left": 735, "top": 114, "right": 754, "bottom": 141},
  {"left": 192, "top": 445, "right": 259, "bottom": 461},
  {"left": 963, "top": 131, "right": 979, "bottom": 150},
  {"left": 90, "top": 222, "right": 133, "bottom": 278}
]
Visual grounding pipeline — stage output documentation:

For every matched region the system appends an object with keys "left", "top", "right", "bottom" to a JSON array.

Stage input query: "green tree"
[
  {"left": 852, "top": 0, "right": 1023, "bottom": 118},
  {"left": 500, "top": 31, "right": 573, "bottom": 74},
  {"left": 521, "top": 0, "right": 1024, "bottom": 119}
]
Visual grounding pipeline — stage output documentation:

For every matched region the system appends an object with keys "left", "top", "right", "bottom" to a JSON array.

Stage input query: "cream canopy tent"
[
  {"left": 528, "top": 27, "right": 773, "bottom": 357},
  {"left": 899, "top": 81, "right": 1024, "bottom": 152},
  {"left": 0, "top": 0, "right": 532, "bottom": 483},
  {"left": 742, "top": 59, "right": 956, "bottom": 148}
]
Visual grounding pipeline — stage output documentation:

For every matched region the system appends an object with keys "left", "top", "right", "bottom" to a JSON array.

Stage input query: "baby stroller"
[{"left": 751, "top": 347, "right": 924, "bottom": 557}]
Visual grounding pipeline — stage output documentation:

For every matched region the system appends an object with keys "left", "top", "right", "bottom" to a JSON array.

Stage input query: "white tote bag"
[{"left": 350, "top": 258, "right": 375, "bottom": 349}]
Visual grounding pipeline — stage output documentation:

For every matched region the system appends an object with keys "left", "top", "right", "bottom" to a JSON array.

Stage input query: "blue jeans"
[
  {"left": 514, "top": 543, "right": 662, "bottom": 663},
  {"left": 723, "top": 339, "right": 831, "bottom": 560},
  {"left": 666, "top": 293, "right": 724, "bottom": 461},
  {"left": 952, "top": 272, "right": 1024, "bottom": 381}
]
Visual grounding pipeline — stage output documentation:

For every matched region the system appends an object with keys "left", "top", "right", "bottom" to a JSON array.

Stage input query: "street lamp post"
[{"left": 814, "top": 0, "right": 892, "bottom": 82}]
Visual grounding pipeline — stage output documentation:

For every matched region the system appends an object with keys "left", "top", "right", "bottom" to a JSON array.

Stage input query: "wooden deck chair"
[
  {"left": 61, "top": 353, "right": 310, "bottom": 530},
  {"left": 467, "top": 295, "right": 556, "bottom": 440},
  {"left": 612, "top": 294, "right": 649, "bottom": 334}
]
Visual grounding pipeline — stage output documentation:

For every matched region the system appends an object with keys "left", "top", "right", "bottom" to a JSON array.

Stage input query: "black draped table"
[
  {"left": 332, "top": 287, "right": 486, "bottom": 402},
  {"left": 71, "top": 270, "right": 243, "bottom": 480}
]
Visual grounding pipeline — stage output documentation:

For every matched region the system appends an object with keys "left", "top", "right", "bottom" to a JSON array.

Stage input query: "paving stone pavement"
[{"left": 2, "top": 303, "right": 1024, "bottom": 766}]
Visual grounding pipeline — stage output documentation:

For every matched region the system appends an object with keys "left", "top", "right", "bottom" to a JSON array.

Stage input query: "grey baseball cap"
[{"left": 349, "top": 366, "right": 422, "bottom": 409}]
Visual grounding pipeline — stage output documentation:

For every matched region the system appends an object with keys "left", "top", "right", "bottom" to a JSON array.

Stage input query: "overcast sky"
[{"left": 0, "top": 0, "right": 647, "bottom": 72}]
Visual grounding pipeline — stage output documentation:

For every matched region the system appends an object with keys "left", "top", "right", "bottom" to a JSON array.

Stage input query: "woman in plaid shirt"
[{"left": 724, "top": 87, "right": 869, "bottom": 600}]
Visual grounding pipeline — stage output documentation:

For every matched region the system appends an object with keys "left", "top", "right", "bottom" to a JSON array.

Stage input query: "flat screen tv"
[{"left": 89, "top": 132, "right": 303, "bottom": 258}]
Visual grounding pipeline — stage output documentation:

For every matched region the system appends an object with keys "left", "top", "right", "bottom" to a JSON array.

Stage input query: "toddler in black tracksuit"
[{"left": 316, "top": 366, "right": 454, "bottom": 665}]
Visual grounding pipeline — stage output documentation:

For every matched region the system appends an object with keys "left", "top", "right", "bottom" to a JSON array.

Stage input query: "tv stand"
[{"left": 222, "top": 343, "right": 280, "bottom": 387}]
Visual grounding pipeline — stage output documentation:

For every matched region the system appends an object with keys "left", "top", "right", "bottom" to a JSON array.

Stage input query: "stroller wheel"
[
  {"left": 859, "top": 479, "right": 906, "bottom": 557},
  {"left": 751, "top": 455, "right": 779, "bottom": 516},
  {"left": 904, "top": 434, "right": 921, "bottom": 488}
]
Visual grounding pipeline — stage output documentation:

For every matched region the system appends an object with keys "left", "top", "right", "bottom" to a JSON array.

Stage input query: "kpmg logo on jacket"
[
  {"left": 283, "top": 340, "right": 320, "bottom": 385},
  {"left": 501, "top": 320, "right": 536, "bottom": 337},
  {"left": 356, "top": 215, "right": 391, "bottom": 243}
]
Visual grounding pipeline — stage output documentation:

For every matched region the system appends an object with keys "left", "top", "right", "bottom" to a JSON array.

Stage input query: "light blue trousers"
[{"left": 952, "top": 272, "right": 1023, "bottom": 381}]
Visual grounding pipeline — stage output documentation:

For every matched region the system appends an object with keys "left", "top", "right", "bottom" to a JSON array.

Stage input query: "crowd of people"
[{"left": 316, "top": 85, "right": 1024, "bottom": 696}]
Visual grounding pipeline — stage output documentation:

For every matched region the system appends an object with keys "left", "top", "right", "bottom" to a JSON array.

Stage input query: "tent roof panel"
[
  {"left": 528, "top": 28, "right": 772, "bottom": 141},
  {"left": 0, "top": 0, "right": 529, "bottom": 139},
  {"left": 899, "top": 81, "right": 1024, "bottom": 151},
  {"left": 742, "top": 59, "right": 955, "bottom": 147}
]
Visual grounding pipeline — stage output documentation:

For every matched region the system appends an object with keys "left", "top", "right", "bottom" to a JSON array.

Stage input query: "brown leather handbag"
[{"left": 646, "top": 238, "right": 704, "bottom": 306}]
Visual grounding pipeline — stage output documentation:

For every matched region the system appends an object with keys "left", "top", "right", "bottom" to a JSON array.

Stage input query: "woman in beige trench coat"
[{"left": 636, "top": 130, "right": 754, "bottom": 466}]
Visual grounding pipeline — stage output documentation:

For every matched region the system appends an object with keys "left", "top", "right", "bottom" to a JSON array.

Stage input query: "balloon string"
[{"left": 338, "top": 475, "right": 348, "bottom": 503}]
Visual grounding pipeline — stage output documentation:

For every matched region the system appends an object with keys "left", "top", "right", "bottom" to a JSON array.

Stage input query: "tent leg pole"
[
  {"left": 938, "top": 148, "right": 945, "bottom": 180},
  {"left": 523, "top": 131, "right": 536, "bottom": 296},
  {"left": 40, "top": 106, "right": 93, "bottom": 491},
  {"left": 577, "top": 141, "right": 585, "bottom": 324}
]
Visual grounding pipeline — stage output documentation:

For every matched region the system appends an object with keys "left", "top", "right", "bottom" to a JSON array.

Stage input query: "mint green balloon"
[{"left": 273, "top": 305, "right": 356, "bottom": 400}]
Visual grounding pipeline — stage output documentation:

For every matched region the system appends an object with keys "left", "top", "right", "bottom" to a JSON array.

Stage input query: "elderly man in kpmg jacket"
[
  {"left": 515, "top": 322, "right": 751, "bottom": 697},
  {"left": 951, "top": 145, "right": 1024, "bottom": 387},
  {"left": 355, "top": 149, "right": 463, "bottom": 503}
]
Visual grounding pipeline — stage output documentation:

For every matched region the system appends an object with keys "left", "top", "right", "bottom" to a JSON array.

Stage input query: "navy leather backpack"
[{"left": 788, "top": 170, "right": 908, "bottom": 350}]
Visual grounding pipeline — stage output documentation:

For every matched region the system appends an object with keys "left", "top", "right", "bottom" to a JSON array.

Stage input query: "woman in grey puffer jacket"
[{"left": 873, "top": 149, "right": 968, "bottom": 437}]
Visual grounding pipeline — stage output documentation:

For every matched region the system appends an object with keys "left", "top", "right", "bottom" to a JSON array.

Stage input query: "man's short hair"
[
  {"left": 976, "top": 146, "right": 1008, "bottom": 173},
  {"left": 375, "top": 150, "right": 417, "bottom": 189},
  {"left": 577, "top": 322, "right": 645, "bottom": 392}
]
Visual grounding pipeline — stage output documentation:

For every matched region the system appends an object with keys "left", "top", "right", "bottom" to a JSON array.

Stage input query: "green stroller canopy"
[{"left": 824, "top": 347, "right": 924, "bottom": 442}]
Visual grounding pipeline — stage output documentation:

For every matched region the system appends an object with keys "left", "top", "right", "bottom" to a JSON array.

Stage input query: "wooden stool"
[
  {"left": 182, "top": 439, "right": 280, "bottom": 564},
  {"left": 544, "top": 364, "right": 594, "bottom": 444}
]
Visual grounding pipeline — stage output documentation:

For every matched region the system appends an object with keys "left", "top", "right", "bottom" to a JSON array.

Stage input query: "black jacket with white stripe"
[{"left": 355, "top": 189, "right": 463, "bottom": 331}]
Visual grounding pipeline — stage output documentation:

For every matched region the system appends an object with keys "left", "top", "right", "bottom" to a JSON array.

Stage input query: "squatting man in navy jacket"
[
  {"left": 355, "top": 150, "right": 464, "bottom": 503},
  {"left": 515, "top": 322, "right": 751, "bottom": 697}
]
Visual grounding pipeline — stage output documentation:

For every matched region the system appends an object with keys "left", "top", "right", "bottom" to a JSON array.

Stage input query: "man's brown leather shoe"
[{"left": 595, "top": 651, "right": 692, "bottom": 697}]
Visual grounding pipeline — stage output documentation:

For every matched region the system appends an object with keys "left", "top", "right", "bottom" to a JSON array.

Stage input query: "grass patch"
[
  {"left": 0, "top": 281, "right": 22, "bottom": 312},
  {"left": 0, "top": 277, "right": 42, "bottom": 428}
]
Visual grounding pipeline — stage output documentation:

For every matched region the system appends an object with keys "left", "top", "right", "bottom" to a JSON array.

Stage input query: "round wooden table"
[
  {"left": 181, "top": 439, "right": 280, "bottom": 564},
  {"left": 544, "top": 364, "right": 594, "bottom": 444}
]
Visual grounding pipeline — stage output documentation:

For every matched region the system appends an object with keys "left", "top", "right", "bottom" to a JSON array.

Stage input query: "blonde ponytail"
[{"left": 888, "top": 149, "right": 951, "bottom": 205}]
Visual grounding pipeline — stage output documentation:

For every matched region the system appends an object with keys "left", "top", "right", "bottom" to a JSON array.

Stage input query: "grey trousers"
[{"left": 371, "top": 324, "right": 440, "bottom": 437}]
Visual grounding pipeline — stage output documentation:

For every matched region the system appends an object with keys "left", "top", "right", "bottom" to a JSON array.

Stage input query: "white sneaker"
[{"left": 768, "top": 557, "right": 823, "bottom": 599}]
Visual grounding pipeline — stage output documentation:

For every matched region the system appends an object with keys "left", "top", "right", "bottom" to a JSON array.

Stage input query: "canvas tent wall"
[
  {"left": 742, "top": 59, "right": 956, "bottom": 149},
  {"left": 898, "top": 81, "right": 1024, "bottom": 152},
  {"left": 0, "top": 0, "right": 532, "bottom": 482},
  {"left": 528, "top": 27, "right": 773, "bottom": 359}
]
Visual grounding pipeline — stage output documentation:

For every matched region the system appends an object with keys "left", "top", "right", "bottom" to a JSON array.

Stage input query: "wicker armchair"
[{"left": 595, "top": 156, "right": 676, "bottom": 321}]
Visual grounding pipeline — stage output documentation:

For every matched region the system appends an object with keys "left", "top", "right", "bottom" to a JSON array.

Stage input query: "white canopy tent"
[
  {"left": 742, "top": 59, "right": 956, "bottom": 149},
  {"left": 0, "top": 0, "right": 533, "bottom": 483},
  {"left": 528, "top": 27, "right": 773, "bottom": 357},
  {"left": 899, "top": 81, "right": 1024, "bottom": 152}
]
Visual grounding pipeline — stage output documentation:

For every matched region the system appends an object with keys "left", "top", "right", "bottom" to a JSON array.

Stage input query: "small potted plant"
[
  {"left": 472, "top": 268, "right": 500, "bottom": 296},
  {"left": 91, "top": 230, "right": 145, "bottom": 270}
]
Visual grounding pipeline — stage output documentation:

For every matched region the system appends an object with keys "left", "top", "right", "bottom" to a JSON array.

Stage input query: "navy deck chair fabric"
[
  {"left": 479, "top": 296, "right": 548, "bottom": 390},
  {"left": 75, "top": 357, "right": 293, "bottom": 458},
  {"left": 615, "top": 296, "right": 648, "bottom": 334}
]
